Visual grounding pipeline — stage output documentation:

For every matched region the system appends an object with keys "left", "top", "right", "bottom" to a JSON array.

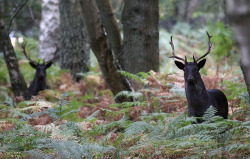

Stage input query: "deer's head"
[
  {"left": 169, "top": 31, "right": 212, "bottom": 85},
  {"left": 21, "top": 42, "right": 57, "bottom": 80},
  {"left": 29, "top": 62, "right": 53, "bottom": 79}
]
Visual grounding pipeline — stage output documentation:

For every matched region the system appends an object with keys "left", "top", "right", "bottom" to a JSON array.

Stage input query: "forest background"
[{"left": 0, "top": 0, "right": 249, "bottom": 158}]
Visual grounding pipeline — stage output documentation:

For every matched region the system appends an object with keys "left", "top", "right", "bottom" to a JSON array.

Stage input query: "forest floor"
[{"left": 0, "top": 67, "right": 249, "bottom": 158}]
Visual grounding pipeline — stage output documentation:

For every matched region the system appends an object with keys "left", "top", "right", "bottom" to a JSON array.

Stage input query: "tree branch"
[
  {"left": 8, "top": 0, "right": 29, "bottom": 32},
  {"left": 28, "top": 0, "right": 39, "bottom": 27}
]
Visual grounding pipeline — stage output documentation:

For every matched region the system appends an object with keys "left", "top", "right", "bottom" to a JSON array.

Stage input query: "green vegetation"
[{"left": 1, "top": 21, "right": 249, "bottom": 158}]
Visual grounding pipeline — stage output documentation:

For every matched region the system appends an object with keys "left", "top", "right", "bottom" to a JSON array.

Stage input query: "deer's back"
[{"left": 207, "top": 89, "right": 228, "bottom": 119}]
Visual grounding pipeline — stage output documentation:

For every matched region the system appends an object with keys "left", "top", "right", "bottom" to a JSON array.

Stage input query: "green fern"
[
  {"left": 125, "top": 107, "right": 250, "bottom": 158},
  {"left": 95, "top": 115, "right": 131, "bottom": 134},
  {"left": 85, "top": 110, "right": 100, "bottom": 121},
  {"left": 57, "top": 93, "right": 70, "bottom": 116},
  {"left": 114, "top": 91, "right": 143, "bottom": 100},
  {"left": 118, "top": 70, "right": 145, "bottom": 83},
  {"left": 0, "top": 123, "right": 47, "bottom": 152},
  {"left": 203, "top": 106, "right": 218, "bottom": 123},
  {"left": 110, "top": 101, "right": 146, "bottom": 109},
  {"left": 124, "top": 121, "right": 153, "bottom": 139},
  {"left": 28, "top": 150, "right": 53, "bottom": 159},
  {"left": 28, "top": 139, "right": 119, "bottom": 159},
  {"left": 169, "top": 84, "right": 185, "bottom": 97}
]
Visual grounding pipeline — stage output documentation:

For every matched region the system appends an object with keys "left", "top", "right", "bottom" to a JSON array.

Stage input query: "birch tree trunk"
[
  {"left": 59, "top": 0, "right": 90, "bottom": 82},
  {"left": 39, "top": 0, "right": 60, "bottom": 61},
  {"left": 0, "top": 21, "right": 31, "bottom": 100},
  {"left": 122, "top": 0, "right": 159, "bottom": 74},
  {"left": 227, "top": 0, "right": 250, "bottom": 97}
]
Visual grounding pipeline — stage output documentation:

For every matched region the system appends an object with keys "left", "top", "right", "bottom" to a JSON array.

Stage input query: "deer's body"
[
  {"left": 170, "top": 32, "right": 228, "bottom": 122},
  {"left": 184, "top": 68, "right": 228, "bottom": 120},
  {"left": 29, "top": 78, "right": 48, "bottom": 96}
]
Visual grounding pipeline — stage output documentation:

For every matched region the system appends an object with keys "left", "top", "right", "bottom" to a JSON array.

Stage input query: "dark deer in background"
[
  {"left": 22, "top": 42, "right": 57, "bottom": 96},
  {"left": 169, "top": 32, "right": 228, "bottom": 122}
]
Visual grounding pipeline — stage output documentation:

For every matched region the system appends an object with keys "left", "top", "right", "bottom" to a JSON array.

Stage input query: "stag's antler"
[
  {"left": 195, "top": 31, "right": 212, "bottom": 62},
  {"left": 21, "top": 42, "right": 38, "bottom": 64},
  {"left": 168, "top": 36, "right": 185, "bottom": 62}
]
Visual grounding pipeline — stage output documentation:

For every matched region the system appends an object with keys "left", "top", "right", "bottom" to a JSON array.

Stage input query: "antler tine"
[
  {"left": 168, "top": 36, "right": 185, "bottom": 62},
  {"left": 196, "top": 31, "right": 212, "bottom": 62},
  {"left": 21, "top": 41, "right": 37, "bottom": 64},
  {"left": 45, "top": 44, "right": 58, "bottom": 64}
]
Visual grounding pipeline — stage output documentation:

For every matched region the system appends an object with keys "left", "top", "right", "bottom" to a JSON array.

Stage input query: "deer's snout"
[
  {"left": 187, "top": 75, "right": 195, "bottom": 82},
  {"left": 38, "top": 72, "right": 46, "bottom": 79}
]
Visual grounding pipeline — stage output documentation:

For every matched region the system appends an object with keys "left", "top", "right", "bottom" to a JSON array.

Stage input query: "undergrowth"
[
  {"left": 0, "top": 70, "right": 249, "bottom": 158},
  {"left": 0, "top": 31, "right": 249, "bottom": 158}
]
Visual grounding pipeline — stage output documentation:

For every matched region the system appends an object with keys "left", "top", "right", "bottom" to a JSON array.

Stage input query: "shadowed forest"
[{"left": 0, "top": 0, "right": 249, "bottom": 158}]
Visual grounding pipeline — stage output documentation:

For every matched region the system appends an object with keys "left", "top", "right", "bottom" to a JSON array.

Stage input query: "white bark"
[{"left": 39, "top": 0, "right": 60, "bottom": 61}]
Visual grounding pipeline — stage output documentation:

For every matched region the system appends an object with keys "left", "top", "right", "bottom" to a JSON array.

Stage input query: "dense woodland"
[{"left": 0, "top": 0, "right": 249, "bottom": 158}]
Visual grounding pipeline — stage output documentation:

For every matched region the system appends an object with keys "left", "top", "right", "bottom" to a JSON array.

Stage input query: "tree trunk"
[
  {"left": 227, "top": 0, "right": 250, "bottom": 97},
  {"left": 0, "top": 21, "right": 31, "bottom": 100},
  {"left": 39, "top": 0, "right": 60, "bottom": 61},
  {"left": 95, "top": 0, "right": 123, "bottom": 66},
  {"left": 59, "top": 0, "right": 90, "bottom": 82},
  {"left": 80, "top": 0, "right": 133, "bottom": 103},
  {"left": 122, "top": 0, "right": 159, "bottom": 74}
]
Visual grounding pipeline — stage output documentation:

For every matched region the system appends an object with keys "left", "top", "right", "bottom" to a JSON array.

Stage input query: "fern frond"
[
  {"left": 28, "top": 150, "right": 53, "bottom": 159},
  {"left": 203, "top": 106, "right": 218, "bottom": 123},
  {"left": 20, "top": 100, "right": 55, "bottom": 114},
  {"left": 60, "top": 109, "right": 78, "bottom": 118},
  {"left": 114, "top": 91, "right": 143, "bottom": 100},
  {"left": 50, "top": 128, "right": 76, "bottom": 140},
  {"left": 34, "top": 123, "right": 59, "bottom": 134},
  {"left": 147, "top": 125, "right": 165, "bottom": 140},
  {"left": 223, "top": 143, "right": 249, "bottom": 152},
  {"left": 85, "top": 110, "right": 100, "bottom": 121},
  {"left": 57, "top": 93, "right": 70, "bottom": 115},
  {"left": 169, "top": 84, "right": 185, "bottom": 97},
  {"left": 110, "top": 101, "right": 146, "bottom": 108},
  {"left": 240, "top": 92, "right": 250, "bottom": 105},
  {"left": 124, "top": 121, "right": 152, "bottom": 138},
  {"left": 20, "top": 106, "right": 44, "bottom": 113},
  {"left": 77, "top": 121, "right": 93, "bottom": 131},
  {"left": 32, "top": 139, "right": 118, "bottom": 159},
  {"left": 95, "top": 115, "right": 130, "bottom": 134},
  {"left": 118, "top": 70, "right": 144, "bottom": 83}
]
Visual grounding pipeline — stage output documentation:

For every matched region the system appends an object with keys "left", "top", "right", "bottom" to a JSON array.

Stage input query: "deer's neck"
[
  {"left": 185, "top": 76, "right": 209, "bottom": 110},
  {"left": 33, "top": 76, "right": 47, "bottom": 89}
]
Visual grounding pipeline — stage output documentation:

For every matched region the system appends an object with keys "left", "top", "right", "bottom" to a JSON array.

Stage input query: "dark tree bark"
[
  {"left": 80, "top": 0, "right": 133, "bottom": 103},
  {"left": 0, "top": 21, "right": 31, "bottom": 100},
  {"left": 227, "top": 0, "right": 250, "bottom": 97},
  {"left": 95, "top": 0, "right": 123, "bottom": 65},
  {"left": 122, "top": 0, "right": 159, "bottom": 74},
  {"left": 59, "top": 0, "right": 90, "bottom": 82}
]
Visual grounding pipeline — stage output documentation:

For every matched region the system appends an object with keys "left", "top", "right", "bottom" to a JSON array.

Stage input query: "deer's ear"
[
  {"left": 46, "top": 62, "right": 53, "bottom": 69},
  {"left": 29, "top": 62, "right": 37, "bottom": 69},
  {"left": 174, "top": 61, "right": 185, "bottom": 70},
  {"left": 197, "top": 59, "right": 206, "bottom": 69}
]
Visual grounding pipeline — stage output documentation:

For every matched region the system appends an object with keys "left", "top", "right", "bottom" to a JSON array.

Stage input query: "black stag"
[
  {"left": 22, "top": 42, "right": 57, "bottom": 96},
  {"left": 169, "top": 32, "right": 228, "bottom": 122}
]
